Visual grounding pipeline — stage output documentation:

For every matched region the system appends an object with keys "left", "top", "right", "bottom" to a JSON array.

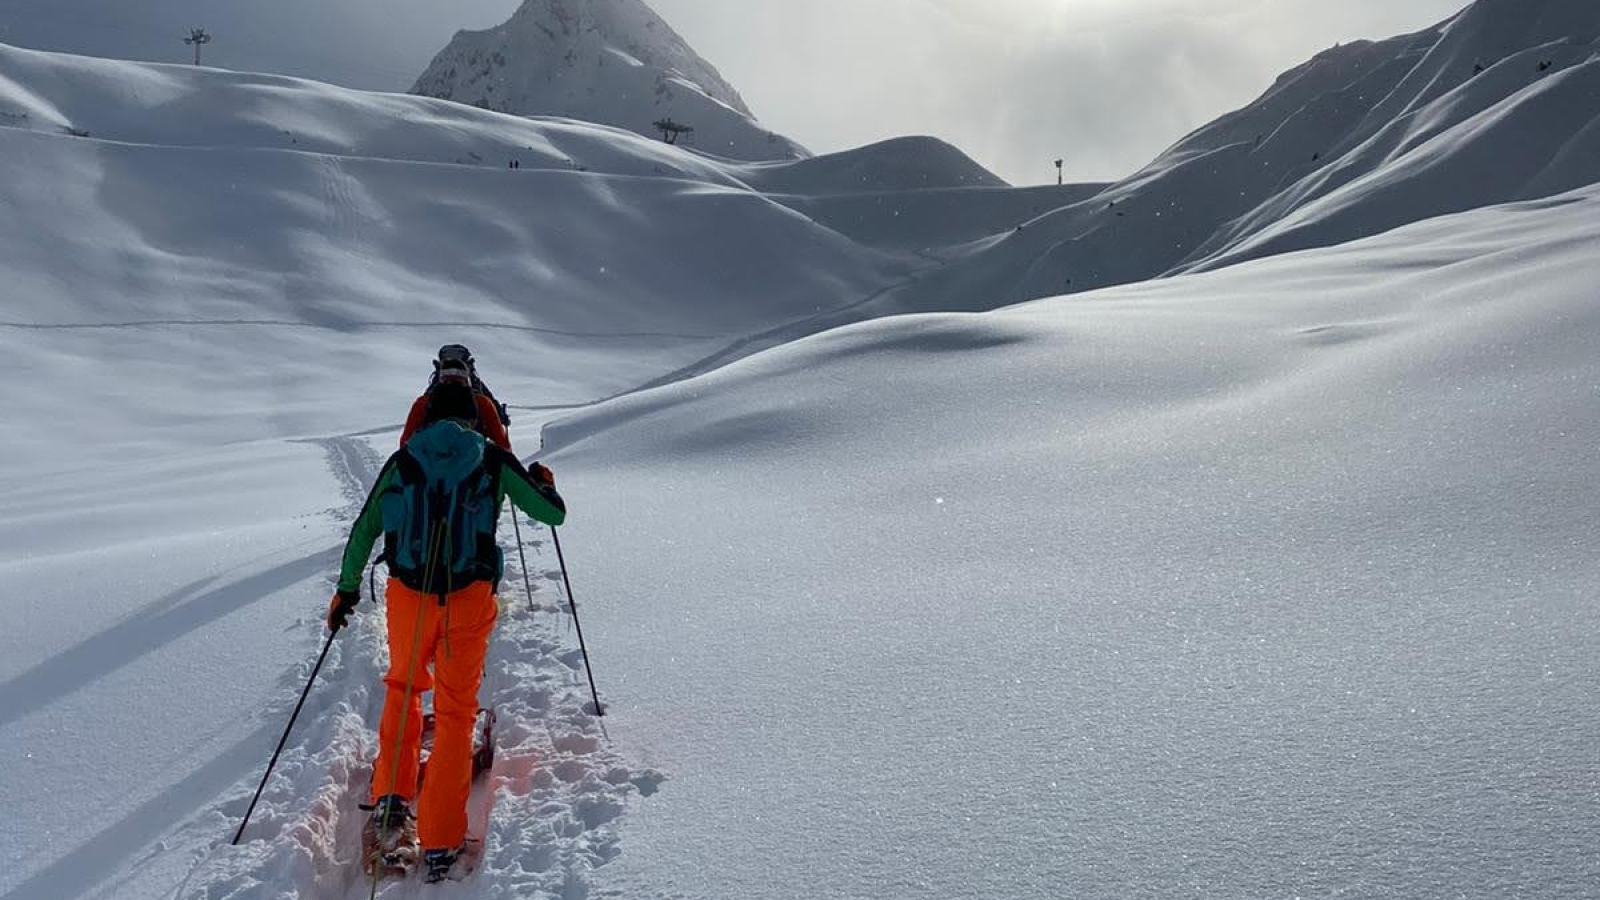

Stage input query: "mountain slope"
[
  {"left": 0, "top": 42, "right": 902, "bottom": 473},
  {"left": 412, "top": 0, "right": 805, "bottom": 161},
  {"left": 883, "top": 0, "right": 1600, "bottom": 310},
  {"left": 0, "top": 40, "right": 1125, "bottom": 474}
]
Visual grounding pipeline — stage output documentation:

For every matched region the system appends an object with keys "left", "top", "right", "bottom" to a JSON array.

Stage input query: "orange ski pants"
[{"left": 370, "top": 578, "right": 498, "bottom": 850}]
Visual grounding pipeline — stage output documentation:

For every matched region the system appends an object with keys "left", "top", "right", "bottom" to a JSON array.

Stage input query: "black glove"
[
  {"left": 326, "top": 589, "right": 360, "bottom": 632},
  {"left": 530, "top": 462, "right": 554, "bottom": 488}
]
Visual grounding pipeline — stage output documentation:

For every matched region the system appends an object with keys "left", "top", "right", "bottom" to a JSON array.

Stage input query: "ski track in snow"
[
  {"left": 0, "top": 319, "right": 719, "bottom": 341},
  {"left": 298, "top": 435, "right": 386, "bottom": 521},
  {"left": 148, "top": 435, "right": 660, "bottom": 900}
]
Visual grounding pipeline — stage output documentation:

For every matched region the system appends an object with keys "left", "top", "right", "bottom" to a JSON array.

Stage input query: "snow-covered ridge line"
[
  {"left": 881, "top": 0, "right": 1600, "bottom": 311},
  {"left": 0, "top": 41, "right": 755, "bottom": 183}
]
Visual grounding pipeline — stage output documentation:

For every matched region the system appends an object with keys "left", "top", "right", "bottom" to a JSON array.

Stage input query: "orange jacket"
[{"left": 400, "top": 392, "right": 511, "bottom": 450}]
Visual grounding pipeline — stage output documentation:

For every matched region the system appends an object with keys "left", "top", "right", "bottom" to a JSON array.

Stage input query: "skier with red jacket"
[
  {"left": 400, "top": 344, "right": 512, "bottom": 450},
  {"left": 327, "top": 380, "right": 565, "bottom": 882}
]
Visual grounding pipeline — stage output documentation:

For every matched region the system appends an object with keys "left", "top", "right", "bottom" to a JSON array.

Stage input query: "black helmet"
[
  {"left": 433, "top": 344, "right": 476, "bottom": 387},
  {"left": 437, "top": 344, "right": 474, "bottom": 368}
]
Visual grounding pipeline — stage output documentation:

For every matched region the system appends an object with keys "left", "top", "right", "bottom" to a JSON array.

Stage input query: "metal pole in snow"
[
  {"left": 232, "top": 626, "right": 338, "bottom": 844},
  {"left": 551, "top": 527, "right": 607, "bottom": 738}
]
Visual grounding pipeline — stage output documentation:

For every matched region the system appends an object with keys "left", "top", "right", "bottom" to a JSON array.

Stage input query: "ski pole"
[
  {"left": 551, "top": 527, "right": 606, "bottom": 728},
  {"left": 232, "top": 625, "right": 340, "bottom": 845},
  {"left": 509, "top": 502, "right": 538, "bottom": 615}
]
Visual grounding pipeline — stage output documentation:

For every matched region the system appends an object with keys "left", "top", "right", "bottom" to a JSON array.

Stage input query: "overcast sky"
[
  {"left": 3, "top": 0, "right": 1469, "bottom": 184},
  {"left": 643, "top": 0, "right": 1468, "bottom": 184}
]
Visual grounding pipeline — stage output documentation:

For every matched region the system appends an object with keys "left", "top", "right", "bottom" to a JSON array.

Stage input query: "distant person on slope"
[
  {"left": 400, "top": 344, "right": 512, "bottom": 450},
  {"left": 327, "top": 382, "right": 565, "bottom": 882}
]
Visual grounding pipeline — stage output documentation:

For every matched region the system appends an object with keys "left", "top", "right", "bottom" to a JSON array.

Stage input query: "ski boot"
[
  {"left": 423, "top": 845, "right": 462, "bottom": 884},
  {"left": 361, "top": 794, "right": 419, "bottom": 877}
]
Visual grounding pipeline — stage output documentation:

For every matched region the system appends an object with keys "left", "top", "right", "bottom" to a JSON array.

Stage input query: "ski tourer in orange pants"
[
  {"left": 326, "top": 385, "right": 566, "bottom": 875},
  {"left": 372, "top": 578, "right": 497, "bottom": 849}
]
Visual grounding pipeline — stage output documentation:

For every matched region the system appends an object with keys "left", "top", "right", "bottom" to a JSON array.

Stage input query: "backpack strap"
[
  {"left": 379, "top": 450, "right": 429, "bottom": 589},
  {"left": 469, "top": 373, "right": 511, "bottom": 426}
]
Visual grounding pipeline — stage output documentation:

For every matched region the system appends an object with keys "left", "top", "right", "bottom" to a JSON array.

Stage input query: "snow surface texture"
[
  {"left": 0, "top": 425, "right": 656, "bottom": 900},
  {"left": 186, "top": 512, "right": 657, "bottom": 900},
  {"left": 544, "top": 187, "right": 1600, "bottom": 900},
  {"left": 412, "top": 0, "right": 805, "bottom": 162}
]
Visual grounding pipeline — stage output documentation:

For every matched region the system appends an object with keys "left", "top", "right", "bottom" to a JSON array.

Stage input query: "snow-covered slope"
[
  {"left": 5, "top": 4, "right": 1600, "bottom": 899},
  {"left": 0, "top": 415, "right": 650, "bottom": 900},
  {"left": 1180, "top": 0, "right": 1600, "bottom": 272},
  {"left": 412, "top": 0, "right": 805, "bottom": 162},
  {"left": 0, "top": 41, "right": 1130, "bottom": 477},
  {"left": 732, "top": 136, "right": 1005, "bottom": 193},
  {"left": 542, "top": 186, "right": 1600, "bottom": 900},
  {"left": 894, "top": 0, "right": 1600, "bottom": 308},
  {"left": 0, "top": 42, "right": 907, "bottom": 474},
  {"left": 8, "top": 170, "right": 1597, "bottom": 900},
  {"left": 0, "top": 42, "right": 748, "bottom": 183}
]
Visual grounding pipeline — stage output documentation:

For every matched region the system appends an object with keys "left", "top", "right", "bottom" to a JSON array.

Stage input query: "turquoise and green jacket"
[{"left": 337, "top": 425, "right": 566, "bottom": 594}]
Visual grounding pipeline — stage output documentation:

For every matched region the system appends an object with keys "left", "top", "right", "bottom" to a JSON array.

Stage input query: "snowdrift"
[{"left": 542, "top": 185, "right": 1600, "bottom": 899}]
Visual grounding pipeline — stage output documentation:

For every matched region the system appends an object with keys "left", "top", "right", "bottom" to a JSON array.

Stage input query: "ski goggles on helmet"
[
  {"left": 437, "top": 344, "right": 474, "bottom": 368},
  {"left": 436, "top": 362, "right": 472, "bottom": 386}
]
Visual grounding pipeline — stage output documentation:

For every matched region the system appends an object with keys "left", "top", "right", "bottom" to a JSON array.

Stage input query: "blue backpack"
[{"left": 380, "top": 421, "right": 503, "bottom": 595}]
